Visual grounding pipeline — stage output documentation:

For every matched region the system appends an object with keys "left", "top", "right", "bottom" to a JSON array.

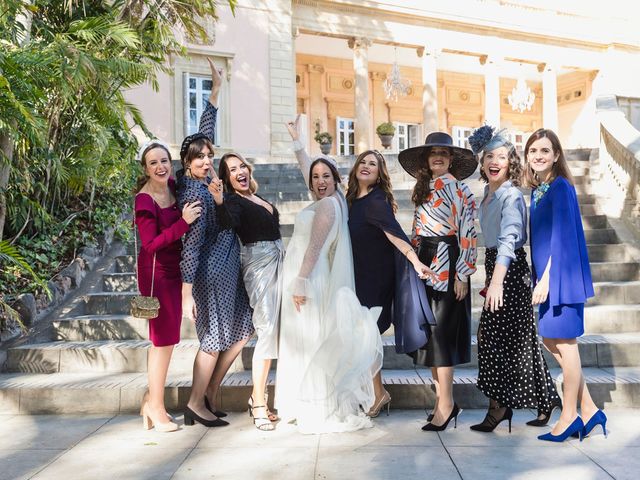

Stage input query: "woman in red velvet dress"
[{"left": 135, "top": 140, "right": 202, "bottom": 432}]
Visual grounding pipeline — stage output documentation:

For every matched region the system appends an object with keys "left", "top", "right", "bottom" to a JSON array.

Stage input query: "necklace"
[{"left": 533, "top": 182, "right": 550, "bottom": 206}]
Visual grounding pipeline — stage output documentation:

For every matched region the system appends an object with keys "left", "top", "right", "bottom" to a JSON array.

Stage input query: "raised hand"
[
  {"left": 207, "top": 178, "right": 224, "bottom": 205},
  {"left": 285, "top": 114, "right": 302, "bottom": 141},
  {"left": 207, "top": 58, "right": 223, "bottom": 107}
]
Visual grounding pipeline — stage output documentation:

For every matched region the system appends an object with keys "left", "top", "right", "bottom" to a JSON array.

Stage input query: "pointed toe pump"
[
  {"left": 572, "top": 410, "right": 607, "bottom": 439},
  {"left": 470, "top": 406, "right": 513, "bottom": 433},
  {"left": 538, "top": 416, "right": 584, "bottom": 442},
  {"left": 526, "top": 400, "right": 562, "bottom": 427},
  {"left": 422, "top": 404, "right": 461, "bottom": 432}
]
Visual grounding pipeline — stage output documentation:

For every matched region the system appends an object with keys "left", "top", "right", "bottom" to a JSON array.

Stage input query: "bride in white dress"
[{"left": 275, "top": 125, "right": 383, "bottom": 434}]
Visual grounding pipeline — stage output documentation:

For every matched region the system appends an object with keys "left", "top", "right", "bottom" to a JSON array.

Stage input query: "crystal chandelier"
[
  {"left": 508, "top": 71, "right": 535, "bottom": 113},
  {"left": 384, "top": 49, "right": 411, "bottom": 102}
]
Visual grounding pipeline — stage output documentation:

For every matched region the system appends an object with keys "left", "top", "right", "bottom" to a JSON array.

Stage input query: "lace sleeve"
[
  {"left": 292, "top": 139, "right": 312, "bottom": 186},
  {"left": 290, "top": 197, "right": 337, "bottom": 297}
]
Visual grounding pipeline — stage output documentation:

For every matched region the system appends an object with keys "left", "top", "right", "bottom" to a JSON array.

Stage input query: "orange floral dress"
[{"left": 411, "top": 173, "right": 477, "bottom": 291}]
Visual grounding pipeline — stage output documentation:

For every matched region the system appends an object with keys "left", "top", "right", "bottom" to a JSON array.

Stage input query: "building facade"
[{"left": 126, "top": 0, "right": 640, "bottom": 161}]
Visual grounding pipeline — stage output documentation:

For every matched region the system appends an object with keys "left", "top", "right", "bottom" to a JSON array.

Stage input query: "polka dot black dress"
[
  {"left": 178, "top": 176, "right": 254, "bottom": 353},
  {"left": 476, "top": 248, "right": 560, "bottom": 410}
]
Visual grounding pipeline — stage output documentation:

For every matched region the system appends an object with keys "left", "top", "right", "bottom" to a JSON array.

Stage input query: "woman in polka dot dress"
[
  {"left": 468, "top": 125, "right": 560, "bottom": 433},
  {"left": 177, "top": 62, "right": 254, "bottom": 429}
]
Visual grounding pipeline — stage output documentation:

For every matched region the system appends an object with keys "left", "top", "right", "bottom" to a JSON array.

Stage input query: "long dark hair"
[
  {"left": 411, "top": 146, "right": 455, "bottom": 206},
  {"left": 135, "top": 143, "right": 172, "bottom": 193},
  {"left": 218, "top": 152, "right": 259, "bottom": 194},
  {"left": 308, "top": 158, "right": 341, "bottom": 191},
  {"left": 479, "top": 141, "right": 523, "bottom": 187},
  {"left": 522, "top": 128, "right": 574, "bottom": 188},
  {"left": 346, "top": 150, "right": 397, "bottom": 212}
]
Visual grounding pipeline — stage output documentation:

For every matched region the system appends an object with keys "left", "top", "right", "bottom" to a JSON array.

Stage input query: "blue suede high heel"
[
  {"left": 572, "top": 410, "right": 607, "bottom": 439},
  {"left": 538, "top": 416, "right": 584, "bottom": 442}
]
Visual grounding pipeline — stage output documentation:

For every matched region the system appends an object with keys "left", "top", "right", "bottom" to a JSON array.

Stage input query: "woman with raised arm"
[
  {"left": 398, "top": 132, "right": 478, "bottom": 432},
  {"left": 209, "top": 153, "right": 284, "bottom": 431},
  {"left": 178, "top": 61, "right": 254, "bottom": 428},
  {"left": 524, "top": 128, "right": 602, "bottom": 442},
  {"left": 286, "top": 116, "right": 436, "bottom": 419},
  {"left": 273, "top": 126, "right": 382, "bottom": 434}
]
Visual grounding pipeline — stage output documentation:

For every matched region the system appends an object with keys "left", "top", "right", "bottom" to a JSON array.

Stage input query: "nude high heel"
[
  {"left": 142, "top": 404, "right": 178, "bottom": 432},
  {"left": 367, "top": 391, "right": 391, "bottom": 418}
]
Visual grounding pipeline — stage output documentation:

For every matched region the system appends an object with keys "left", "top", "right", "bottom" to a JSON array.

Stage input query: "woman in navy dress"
[
  {"left": 177, "top": 65, "right": 254, "bottom": 428},
  {"left": 524, "top": 128, "right": 605, "bottom": 442}
]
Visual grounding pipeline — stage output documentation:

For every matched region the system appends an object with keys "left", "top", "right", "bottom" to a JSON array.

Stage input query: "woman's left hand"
[
  {"left": 208, "top": 58, "right": 223, "bottom": 91},
  {"left": 207, "top": 178, "right": 224, "bottom": 205},
  {"left": 532, "top": 280, "right": 549, "bottom": 305},
  {"left": 483, "top": 283, "right": 503, "bottom": 312},
  {"left": 413, "top": 260, "right": 437, "bottom": 282},
  {"left": 454, "top": 278, "right": 469, "bottom": 301},
  {"left": 293, "top": 295, "right": 306, "bottom": 312}
]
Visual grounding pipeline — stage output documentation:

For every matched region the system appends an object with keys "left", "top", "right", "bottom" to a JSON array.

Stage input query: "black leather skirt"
[{"left": 411, "top": 235, "right": 471, "bottom": 367}]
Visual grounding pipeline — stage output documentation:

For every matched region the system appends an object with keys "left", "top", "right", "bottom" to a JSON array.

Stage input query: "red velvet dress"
[{"left": 134, "top": 180, "right": 189, "bottom": 346}]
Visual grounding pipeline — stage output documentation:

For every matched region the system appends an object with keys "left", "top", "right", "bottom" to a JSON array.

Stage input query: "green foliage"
[
  {"left": 376, "top": 122, "right": 395, "bottom": 135},
  {"left": 0, "top": 0, "right": 234, "bottom": 300},
  {"left": 314, "top": 131, "right": 333, "bottom": 144}
]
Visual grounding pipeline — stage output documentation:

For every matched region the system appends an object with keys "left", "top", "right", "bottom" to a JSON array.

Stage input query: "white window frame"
[
  {"left": 392, "top": 122, "right": 421, "bottom": 153},
  {"left": 184, "top": 73, "right": 220, "bottom": 145},
  {"left": 336, "top": 116, "right": 355, "bottom": 156},
  {"left": 452, "top": 126, "right": 474, "bottom": 150}
]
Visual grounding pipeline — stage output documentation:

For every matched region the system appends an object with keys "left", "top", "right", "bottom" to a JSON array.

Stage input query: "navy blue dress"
[
  {"left": 348, "top": 187, "right": 435, "bottom": 354},
  {"left": 530, "top": 176, "right": 594, "bottom": 338},
  {"left": 178, "top": 176, "right": 254, "bottom": 352}
]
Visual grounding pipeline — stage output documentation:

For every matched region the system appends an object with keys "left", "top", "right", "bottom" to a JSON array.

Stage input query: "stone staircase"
[{"left": 2, "top": 149, "right": 640, "bottom": 413}]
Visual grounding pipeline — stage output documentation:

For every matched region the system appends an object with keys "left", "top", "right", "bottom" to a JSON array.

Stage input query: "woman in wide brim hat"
[
  {"left": 399, "top": 132, "right": 478, "bottom": 432},
  {"left": 398, "top": 132, "right": 477, "bottom": 181}
]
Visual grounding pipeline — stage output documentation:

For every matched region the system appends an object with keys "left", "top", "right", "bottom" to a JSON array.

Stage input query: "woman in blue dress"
[
  {"left": 524, "top": 128, "right": 606, "bottom": 442},
  {"left": 177, "top": 86, "right": 254, "bottom": 428}
]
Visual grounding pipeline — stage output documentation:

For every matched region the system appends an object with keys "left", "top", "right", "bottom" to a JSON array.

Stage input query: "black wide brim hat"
[{"left": 398, "top": 131, "right": 477, "bottom": 180}]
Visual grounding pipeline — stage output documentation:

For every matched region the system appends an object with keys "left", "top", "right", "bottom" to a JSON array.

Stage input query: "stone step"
[
  {"left": 10, "top": 330, "right": 640, "bottom": 376},
  {"left": 470, "top": 281, "right": 640, "bottom": 306},
  {"left": 52, "top": 314, "right": 198, "bottom": 342},
  {"left": 467, "top": 303, "right": 640, "bottom": 333},
  {"left": 83, "top": 292, "right": 137, "bottom": 315},
  {"left": 474, "top": 261, "right": 639, "bottom": 283},
  {"left": 1, "top": 366, "right": 637, "bottom": 413}
]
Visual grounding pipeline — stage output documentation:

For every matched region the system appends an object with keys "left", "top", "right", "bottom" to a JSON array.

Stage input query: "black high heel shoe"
[
  {"left": 204, "top": 396, "right": 228, "bottom": 418},
  {"left": 526, "top": 400, "right": 562, "bottom": 427},
  {"left": 470, "top": 406, "right": 513, "bottom": 433},
  {"left": 184, "top": 406, "right": 229, "bottom": 427},
  {"left": 422, "top": 404, "right": 461, "bottom": 431}
]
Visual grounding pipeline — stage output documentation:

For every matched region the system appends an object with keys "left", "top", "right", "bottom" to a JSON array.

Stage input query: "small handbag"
[{"left": 130, "top": 204, "right": 161, "bottom": 320}]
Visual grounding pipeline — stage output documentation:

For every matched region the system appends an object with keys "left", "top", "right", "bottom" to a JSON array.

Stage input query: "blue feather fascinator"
[{"left": 468, "top": 125, "right": 509, "bottom": 155}]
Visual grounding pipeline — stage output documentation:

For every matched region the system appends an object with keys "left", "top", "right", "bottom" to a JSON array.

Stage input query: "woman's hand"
[
  {"left": 182, "top": 293, "right": 197, "bottom": 322},
  {"left": 182, "top": 201, "right": 202, "bottom": 224},
  {"left": 207, "top": 178, "right": 224, "bottom": 205},
  {"left": 285, "top": 114, "right": 301, "bottom": 141},
  {"left": 532, "top": 279, "right": 549, "bottom": 305},
  {"left": 208, "top": 58, "right": 223, "bottom": 91},
  {"left": 412, "top": 260, "right": 437, "bottom": 282},
  {"left": 483, "top": 283, "right": 503, "bottom": 312},
  {"left": 293, "top": 295, "right": 306, "bottom": 313},
  {"left": 454, "top": 278, "right": 469, "bottom": 301}
]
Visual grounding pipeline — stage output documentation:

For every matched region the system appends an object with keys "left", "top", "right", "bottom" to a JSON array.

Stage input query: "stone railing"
[{"left": 596, "top": 95, "right": 640, "bottom": 237}]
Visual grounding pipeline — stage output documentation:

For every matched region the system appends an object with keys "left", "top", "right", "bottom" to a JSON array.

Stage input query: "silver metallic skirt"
[{"left": 241, "top": 239, "right": 284, "bottom": 360}]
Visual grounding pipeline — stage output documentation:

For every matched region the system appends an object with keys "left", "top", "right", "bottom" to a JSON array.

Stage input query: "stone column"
[
  {"left": 267, "top": 0, "right": 296, "bottom": 159},
  {"left": 349, "top": 37, "right": 372, "bottom": 153},
  {"left": 481, "top": 55, "right": 501, "bottom": 127},
  {"left": 539, "top": 63, "right": 559, "bottom": 131},
  {"left": 418, "top": 46, "right": 439, "bottom": 135}
]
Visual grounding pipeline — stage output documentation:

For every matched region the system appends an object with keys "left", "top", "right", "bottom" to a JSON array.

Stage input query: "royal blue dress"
[{"left": 530, "top": 176, "right": 594, "bottom": 338}]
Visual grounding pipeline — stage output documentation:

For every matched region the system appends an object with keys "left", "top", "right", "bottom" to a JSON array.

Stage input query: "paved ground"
[{"left": 0, "top": 408, "right": 636, "bottom": 480}]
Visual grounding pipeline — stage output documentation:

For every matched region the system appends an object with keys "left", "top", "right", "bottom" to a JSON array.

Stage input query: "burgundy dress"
[{"left": 135, "top": 179, "right": 189, "bottom": 346}]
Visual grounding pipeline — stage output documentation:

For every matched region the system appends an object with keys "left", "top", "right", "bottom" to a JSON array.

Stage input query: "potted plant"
[
  {"left": 314, "top": 131, "right": 333, "bottom": 154},
  {"left": 376, "top": 122, "right": 396, "bottom": 149}
]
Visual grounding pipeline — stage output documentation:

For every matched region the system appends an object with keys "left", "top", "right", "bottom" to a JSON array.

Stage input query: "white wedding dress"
[{"left": 275, "top": 191, "right": 383, "bottom": 434}]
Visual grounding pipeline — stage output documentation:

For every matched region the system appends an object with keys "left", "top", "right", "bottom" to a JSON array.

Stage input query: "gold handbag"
[{"left": 130, "top": 207, "right": 161, "bottom": 320}]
